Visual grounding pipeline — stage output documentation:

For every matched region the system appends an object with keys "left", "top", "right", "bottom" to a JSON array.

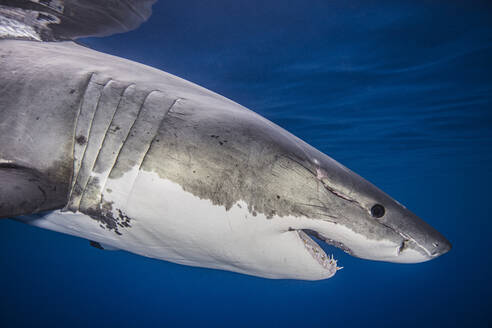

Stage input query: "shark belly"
[{"left": 19, "top": 168, "right": 338, "bottom": 280}]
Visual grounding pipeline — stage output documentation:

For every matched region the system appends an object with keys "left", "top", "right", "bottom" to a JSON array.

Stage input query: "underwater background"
[{"left": 1, "top": 0, "right": 491, "bottom": 327}]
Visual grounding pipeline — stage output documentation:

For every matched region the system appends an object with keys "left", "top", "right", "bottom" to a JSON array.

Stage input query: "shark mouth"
[{"left": 297, "top": 229, "right": 343, "bottom": 273}]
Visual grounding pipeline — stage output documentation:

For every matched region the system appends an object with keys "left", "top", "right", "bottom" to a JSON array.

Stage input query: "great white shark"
[{"left": 0, "top": 0, "right": 451, "bottom": 280}]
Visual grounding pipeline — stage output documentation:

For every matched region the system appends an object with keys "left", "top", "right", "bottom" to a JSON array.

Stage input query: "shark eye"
[{"left": 371, "top": 204, "right": 385, "bottom": 218}]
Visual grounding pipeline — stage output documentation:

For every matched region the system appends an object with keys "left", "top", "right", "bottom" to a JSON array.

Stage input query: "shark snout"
[
  {"left": 387, "top": 207, "right": 452, "bottom": 263},
  {"left": 429, "top": 234, "right": 452, "bottom": 258},
  {"left": 392, "top": 232, "right": 451, "bottom": 263}
]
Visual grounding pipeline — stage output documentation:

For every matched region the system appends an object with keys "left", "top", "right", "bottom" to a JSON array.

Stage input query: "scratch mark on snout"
[{"left": 397, "top": 239, "right": 409, "bottom": 255}]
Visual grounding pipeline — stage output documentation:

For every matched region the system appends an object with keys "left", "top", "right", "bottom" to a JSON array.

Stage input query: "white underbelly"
[{"left": 18, "top": 169, "right": 337, "bottom": 280}]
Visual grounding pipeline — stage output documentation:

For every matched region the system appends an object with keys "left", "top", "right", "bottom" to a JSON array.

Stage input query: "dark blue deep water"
[{"left": 1, "top": 1, "right": 491, "bottom": 327}]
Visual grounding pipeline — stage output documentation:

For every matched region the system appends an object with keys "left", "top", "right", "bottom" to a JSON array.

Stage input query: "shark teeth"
[{"left": 297, "top": 230, "right": 343, "bottom": 274}]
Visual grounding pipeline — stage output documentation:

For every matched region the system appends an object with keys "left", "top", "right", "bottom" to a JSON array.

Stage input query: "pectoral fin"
[{"left": 0, "top": 163, "right": 64, "bottom": 218}]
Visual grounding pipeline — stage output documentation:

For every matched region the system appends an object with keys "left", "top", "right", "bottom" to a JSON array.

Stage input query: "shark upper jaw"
[{"left": 289, "top": 218, "right": 437, "bottom": 270}]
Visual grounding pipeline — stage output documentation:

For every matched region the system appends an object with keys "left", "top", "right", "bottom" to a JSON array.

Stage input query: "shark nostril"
[{"left": 430, "top": 238, "right": 452, "bottom": 256}]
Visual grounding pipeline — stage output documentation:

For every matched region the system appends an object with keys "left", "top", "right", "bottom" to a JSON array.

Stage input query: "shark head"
[
  {"left": 140, "top": 97, "right": 452, "bottom": 280},
  {"left": 242, "top": 115, "right": 453, "bottom": 271},
  {"left": 293, "top": 146, "right": 452, "bottom": 264}
]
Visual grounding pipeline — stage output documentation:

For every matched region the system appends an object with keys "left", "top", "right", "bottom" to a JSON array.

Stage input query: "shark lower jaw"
[{"left": 296, "top": 230, "right": 342, "bottom": 276}]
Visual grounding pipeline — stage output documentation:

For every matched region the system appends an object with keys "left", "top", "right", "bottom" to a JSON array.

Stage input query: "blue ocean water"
[{"left": 1, "top": 1, "right": 491, "bottom": 327}]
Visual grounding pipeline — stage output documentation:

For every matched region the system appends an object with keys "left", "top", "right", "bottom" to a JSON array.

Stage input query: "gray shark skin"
[
  {"left": 0, "top": 38, "right": 451, "bottom": 279},
  {"left": 0, "top": 0, "right": 156, "bottom": 41}
]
